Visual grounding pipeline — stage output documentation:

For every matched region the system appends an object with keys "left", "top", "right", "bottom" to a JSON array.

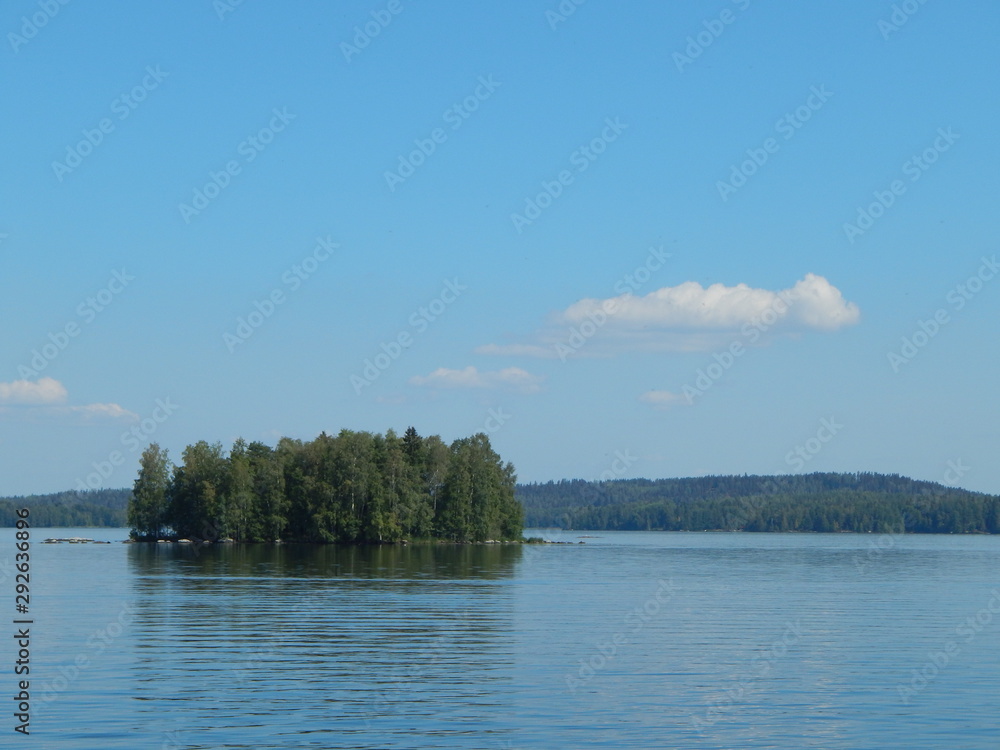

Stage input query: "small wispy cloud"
[
  {"left": 409, "top": 366, "right": 544, "bottom": 393},
  {"left": 0, "top": 378, "right": 136, "bottom": 421},
  {"left": 639, "top": 390, "right": 689, "bottom": 409},
  {"left": 65, "top": 403, "right": 138, "bottom": 421}
]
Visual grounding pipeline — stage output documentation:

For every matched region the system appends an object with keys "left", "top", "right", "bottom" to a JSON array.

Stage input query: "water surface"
[{"left": 7, "top": 528, "right": 999, "bottom": 748}]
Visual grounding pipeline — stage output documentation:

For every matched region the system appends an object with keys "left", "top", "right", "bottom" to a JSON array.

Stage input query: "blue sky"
[{"left": 2, "top": 0, "right": 998, "bottom": 496}]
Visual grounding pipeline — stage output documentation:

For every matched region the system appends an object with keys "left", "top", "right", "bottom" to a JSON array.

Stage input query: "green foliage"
[
  {"left": 128, "top": 443, "right": 171, "bottom": 540},
  {"left": 0, "top": 488, "right": 130, "bottom": 527},
  {"left": 436, "top": 434, "right": 519, "bottom": 542},
  {"left": 518, "top": 473, "right": 1000, "bottom": 534},
  {"left": 119, "top": 428, "right": 523, "bottom": 543},
  {"left": 167, "top": 441, "right": 229, "bottom": 540},
  {"left": 14, "top": 466, "right": 993, "bottom": 538}
]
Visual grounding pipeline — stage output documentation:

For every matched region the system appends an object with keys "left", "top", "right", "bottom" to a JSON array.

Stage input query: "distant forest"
[
  {"left": 520, "top": 473, "right": 1000, "bottom": 534},
  {"left": 4, "top": 470, "right": 998, "bottom": 535},
  {"left": 127, "top": 428, "right": 522, "bottom": 543},
  {"left": 0, "top": 488, "right": 129, "bottom": 527}
]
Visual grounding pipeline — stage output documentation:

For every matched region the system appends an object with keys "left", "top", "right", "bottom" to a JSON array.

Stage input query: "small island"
[{"left": 128, "top": 428, "right": 524, "bottom": 544}]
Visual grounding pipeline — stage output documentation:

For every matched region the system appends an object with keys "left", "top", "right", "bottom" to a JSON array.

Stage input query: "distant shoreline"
[{"left": 4, "top": 470, "right": 999, "bottom": 535}]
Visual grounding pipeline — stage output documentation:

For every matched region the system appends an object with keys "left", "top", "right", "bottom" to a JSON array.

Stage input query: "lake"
[{"left": 6, "top": 527, "right": 1000, "bottom": 748}]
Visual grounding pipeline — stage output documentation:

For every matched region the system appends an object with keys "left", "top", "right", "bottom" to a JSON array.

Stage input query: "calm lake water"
[{"left": 6, "top": 527, "right": 1000, "bottom": 749}]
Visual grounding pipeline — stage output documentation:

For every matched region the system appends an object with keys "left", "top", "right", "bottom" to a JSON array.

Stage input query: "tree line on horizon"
[
  {"left": 519, "top": 473, "right": 1000, "bottom": 534},
  {"left": 0, "top": 488, "right": 128, "bottom": 527},
  {"left": 4, "top": 470, "right": 997, "bottom": 535},
  {"left": 126, "top": 428, "right": 523, "bottom": 543}
]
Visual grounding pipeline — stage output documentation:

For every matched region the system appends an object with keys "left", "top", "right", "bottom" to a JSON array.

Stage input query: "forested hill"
[
  {"left": 517, "top": 473, "right": 1000, "bottom": 534},
  {"left": 0, "top": 488, "right": 130, "bottom": 527}
]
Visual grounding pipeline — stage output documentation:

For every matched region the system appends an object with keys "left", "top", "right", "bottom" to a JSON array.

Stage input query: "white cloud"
[
  {"left": 0, "top": 377, "right": 68, "bottom": 405},
  {"left": 410, "top": 366, "right": 544, "bottom": 393},
  {"left": 478, "top": 273, "right": 860, "bottom": 356},
  {"left": 560, "top": 273, "right": 858, "bottom": 330},
  {"left": 0, "top": 378, "right": 136, "bottom": 421},
  {"left": 65, "top": 403, "right": 139, "bottom": 421},
  {"left": 639, "top": 390, "right": 689, "bottom": 409}
]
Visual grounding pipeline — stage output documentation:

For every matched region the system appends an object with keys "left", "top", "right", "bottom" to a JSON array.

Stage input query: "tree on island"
[
  {"left": 127, "top": 429, "right": 523, "bottom": 543},
  {"left": 128, "top": 443, "right": 171, "bottom": 540}
]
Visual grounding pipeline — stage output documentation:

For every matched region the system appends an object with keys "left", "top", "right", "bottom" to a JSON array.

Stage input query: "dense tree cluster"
[
  {"left": 127, "top": 428, "right": 523, "bottom": 543},
  {"left": 519, "top": 473, "right": 1000, "bottom": 534}
]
